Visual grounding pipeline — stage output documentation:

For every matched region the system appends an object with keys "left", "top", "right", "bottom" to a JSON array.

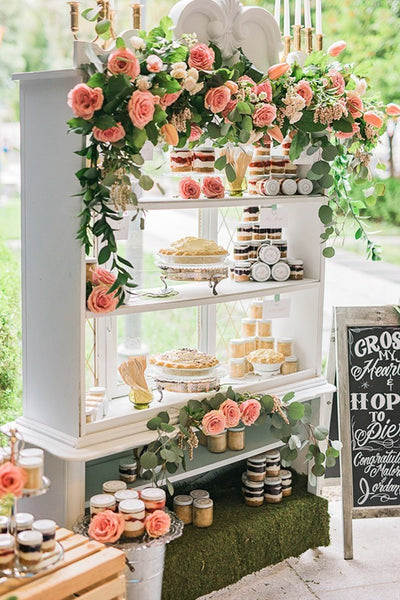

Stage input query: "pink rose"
[
  {"left": 87, "top": 285, "right": 119, "bottom": 313},
  {"left": 188, "top": 43, "right": 215, "bottom": 71},
  {"left": 128, "top": 90, "right": 156, "bottom": 129},
  {"left": 386, "top": 103, "right": 400, "bottom": 117},
  {"left": 93, "top": 122, "right": 125, "bottom": 143},
  {"left": 225, "top": 80, "right": 239, "bottom": 95},
  {"left": 335, "top": 122, "right": 360, "bottom": 140},
  {"left": 238, "top": 75, "right": 255, "bottom": 86},
  {"left": 240, "top": 399, "right": 261, "bottom": 426},
  {"left": 108, "top": 48, "right": 140, "bottom": 80},
  {"left": 220, "top": 399, "right": 241, "bottom": 428},
  {"left": 202, "top": 410, "right": 226, "bottom": 436},
  {"left": 328, "top": 40, "right": 346, "bottom": 57},
  {"left": 189, "top": 124, "right": 203, "bottom": 141},
  {"left": 92, "top": 267, "right": 116, "bottom": 286},
  {"left": 146, "top": 54, "right": 163, "bottom": 73},
  {"left": 88, "top": 510, "right": 124, "bottom": 543},
  {"left": 253, "top": 103, "right": 277, "bottom": 127},
  {"left": 255, "top": 80, "right": 272, "bottom": 101},
  {"left": 179, "top": 177, "right": 201, "bottom": 199},
  {"left": 0, "top": 461, "right": 27, "bottom": 497},
  {"left": 346, "top": 91, "right": 363, "bottom": 119},
  {"left": 159, "top": 91, "right": 182, "bottom": 109},
  {"left": 145, "top": 510, "right": 171, "bottom": 538},
  {"left": 294, "top": 80, "right": 313, "bottom": 106},
  {"left": 67, "top": 83, "right": 104, "bottom": 120},
  {"left": 202, "top": 176, "right": 225, "bottom": 199},
  {"left": 268, "top": 63, "right": 290, "bottom": 80},
  {"left": 204, "top": 86, "right": 231, "bottom": 114},
  {"left": 364, "top": 111, "right": 383, "bottom": 128},
  {"left": 327, "top": 69, "right": 345, "bottom": 95},
  {"left": 221, "top": 99, "right": 238, "bottom": 119}
]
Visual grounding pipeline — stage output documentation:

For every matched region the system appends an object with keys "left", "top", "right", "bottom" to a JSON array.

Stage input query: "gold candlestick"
[
  {"left": 292, "top": 25, "right": 303, "bottom": 52},
  {"left": 110, "top": 9, "right": 117, "bottom": 39},
  {"left": 97, "top": 0, "right": 107, "bottom": 21},
  {"left": 131, "top": 3, "right": 143, "bottom": 30},
  {"left": 316, "top": 33, "right": 323, "bottom": 51},
  {"left": 283, "top": 36, "right": 291, "bottom": 61},
  {"left": 304, "top": 27, "right": 314, "bottom": 54},
  {"left": 68, "top": 1, "right": 79, "bottom": 39}
]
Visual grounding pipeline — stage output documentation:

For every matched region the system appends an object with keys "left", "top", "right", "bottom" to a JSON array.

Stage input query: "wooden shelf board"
[{"left": 137, "top": 194, "right": 326, "bottom": 211}]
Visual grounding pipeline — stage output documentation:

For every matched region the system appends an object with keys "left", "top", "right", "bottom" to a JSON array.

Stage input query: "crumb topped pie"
[
  {"left": 247, "top": 349, "right": 285, "bottom": 365},
  {"left": 159, "top": 237, "right": 228, "bottom": 257},
  {"left": 149, "top": 348, "right": 219, "bottom": 371}
]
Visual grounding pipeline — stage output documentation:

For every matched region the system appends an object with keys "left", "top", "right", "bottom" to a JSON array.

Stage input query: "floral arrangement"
[
  {"left": 0, "top": 460, "right": 27, "bottom": 516},
  {"left": 88, "top": 507, "right": 171, "bottom": 543},
  {"left": 138, "top": 387, "right": 341, "bottom": 494},
  {"left": 86, "top": 265, "right": 119, "bottom": 313},
  {"left": 67, "top": 15, "right": 398, "bottom": 299}
]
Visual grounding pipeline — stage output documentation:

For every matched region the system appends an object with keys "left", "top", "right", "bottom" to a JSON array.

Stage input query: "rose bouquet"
[{"left": 86, "top": 266, "right": 119, "bottom": 313}]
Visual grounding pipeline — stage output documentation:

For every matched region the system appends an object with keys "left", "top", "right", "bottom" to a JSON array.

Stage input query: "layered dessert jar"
[
  {"left": 192, "top": 147, "right": 215, "bottom": 172},
  {"left": 265, "top": 449, "right": 281, "bottom": 476},
  {"left": 17, "top": 530, "right": 43, "bottom": 566},
  {"left": 119, "top": 499, "right": 146, "bottom": 538},
  {"left": 170, "top": 148, "right": 193, "bottom": 172},
  {"left": 32, "top": 519, "right": 56, "bottom": 552},
  {"left": 0, "top": 534, "right": 15, "bottom": 568},
  {"left": 90, "top": 494, "right": 116, "bottom": 516},
  {"left": 140, "top": 488, "right": 166, "bottom": 514}
]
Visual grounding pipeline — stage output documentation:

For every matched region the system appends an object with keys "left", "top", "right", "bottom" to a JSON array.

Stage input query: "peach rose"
[
  {"left": 202, "top": 176, "right": 225, "bottom": 199},
  {"left": 238, "top": 75, "right": 255, "bottom": 86},
  {"left": 145, "top": 510, "right": 171, "bottom": 538},
  {"left": 364, "top": 111, "right": 383, "bottom": 128},
  {"left": 294, "top": 80, "right": 313, "bottom": 106},
  {"left": 386, "top": 103, "right": 400, "bottom": 117},
  {"left": 93, "top": 122, "right": 125, "bottom": 143},
  {"left": 328, "top": 40, "right": 346, "bottom": 57},
  {"left": 146, "top": 54, "right": 163, "bottom": 73},
  {"left": 204, "top": 86, "right": 231, "bottom": 114},
  {"left": 87, "top": 285, "right": 119, "bottom": 313},
  {"left": 268, "top": 63, "right": 290, "bottom": 80},
  {"left": 128, "top": 90, "right": 156, "bottom": 129},
  {"left": 221, "top": 99, "right": 238, "bottom": 119},
  {"left": 220, "top": 399, "right": 241, "bottom": 428},
  {"left": 255, "top": 80, "right": 273, "bottom": 101},
  {"left": 88, "top": 510, "right": 125, "bottom": 543},
  {"left": 225, "top": 80, "right": 239, "bottom": 95},
  {"left": 108, "top": 48, "right": 140, "bottom": 80},
  {"left": 202, "top": 410, "right": 226, "bottom": 436},
  {"left": 240, "top": 399, "right": 261, "bottom": 426},
  {"left": 188, "top": 123, "right": 203, "bottom": 141},
  {"left": 161, "top": 123, "right": 179, "bottom": 146},
  {"left": 188, "top": 43, "right": 215, "bottom": 71},
  {"left": 0, "top": 461, "right": 27, "bottom": 498},
  {"left": 335, "top": 122, "right": 360, "bottom": 139},
  {"left": 92, "top": 267, "right": 116, "bottom": 286},
  {"left": 159, "top": 91, "right": 182, "bottom": 109},
  {"left": 346, "top": 91, "right": 363, "bottom": 119},
  {"left": 268, "top": 125, "right": 284, "bottom": 143},
  {"left": 179, "top": 177, "right": 201, "bottom": 199},
  {"left": 253, "top": 103, "right": 276, "bottom": 127},
  {"left": 67, "top": 83, "right": 104, "bottom": 120},
  {"left": 327, "top": 69, "right": 345, "bottom": 95}
]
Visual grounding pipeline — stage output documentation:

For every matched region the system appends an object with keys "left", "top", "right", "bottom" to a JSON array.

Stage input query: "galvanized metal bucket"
[{"left": 125, "top": 543, "right": 166, "bottom": 600}]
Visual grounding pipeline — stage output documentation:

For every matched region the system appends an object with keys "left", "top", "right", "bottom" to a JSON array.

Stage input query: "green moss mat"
[{"left": 163, "top": 463, "right": 329, "bottom": 600}]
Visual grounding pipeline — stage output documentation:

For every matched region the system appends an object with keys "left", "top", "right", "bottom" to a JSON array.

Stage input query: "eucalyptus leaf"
[
  {"left": 312, "top": 160, "right": 331, "bottom": 176},
  {"left": 157, "top": 411, "right": 170, "bottom": 424},
  {"left": 312, "top": 463, "right": 326, "bottom": 477},
  {"left": 322, "top": 144, "right": 339, "bottom": 161},
  {"left": 287, "top": 402, "right": 305, "bottom": 421},
  {"left": 323, "top": 246, "right": 335, "bottom": 258},
  {"left": 140, "top": 451, "right": 158, "bottom": 470},
  {"left": 215, "top": 155, "right": 227, "bottom": 170},
  {"left": 260, "top": 395, "right": 274, "bottom": 413},
  {"left": 314, "top": 425, "right": 329, "bottom": 440},
  {"left": 326, "top": 455, "right": 336, "bottom": 468},
  {"left": 225, "top": 163, "right": 236, "bottom": 183},
  {"left": 139, "top": 175, "right": 154, "bottom": 191},
  {"left": 147, "top": 417, "right": 162, "bottom": 430},
  {"left": 331, "top": 440, "right": 343, "bottom": 451},
  {"left": 319, "top": 205, "right": 333, "bottom": 225}
]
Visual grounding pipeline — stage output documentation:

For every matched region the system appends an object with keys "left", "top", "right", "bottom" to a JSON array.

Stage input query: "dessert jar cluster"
[
  {"left": 173, "top": 489, "right": 213, "bottom": 528},
  {"left": 229, "top": 300, "right": 299, "bottom": 379},
  {"left": 242, "top": 452, "right": 293, "bottom": 508},
  {"left": 170, "top": 147, "right": 215, "bottom": 173},
  {"left": 0, "top": 516, "right": 57, "bottom": 570},
  {"left": 201, "top": 425, "right": 246, "bottom": 454},
  {"left": 0, "top": 446, "right": 46, "bottom": 493}
]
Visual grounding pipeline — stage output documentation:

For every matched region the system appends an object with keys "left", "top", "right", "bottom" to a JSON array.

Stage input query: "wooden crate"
[{"left": 0, "top": 528, "right": 126, "bottom": 600}]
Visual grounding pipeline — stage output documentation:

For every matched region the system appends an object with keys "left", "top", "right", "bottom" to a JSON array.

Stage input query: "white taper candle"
[
  {"left": 315, "top": 0, "right": 322, "bottom": 34},
  {"left": 295, "top": 0, "right": 301, "bottom": 25},
  {"left": 304, "top": 0, "right": 311, "bottom": 28},
  {"left": 274, "top": 0, "right": 281, "bottom": 27},
  {"left": 284, "top": 0, "right": 290, "bottom": 36}
]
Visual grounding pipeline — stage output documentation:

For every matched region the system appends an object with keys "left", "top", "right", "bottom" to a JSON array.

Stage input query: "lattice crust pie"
[
  {"left": 247, "top": 349, "right": 285, "bottom": 364},
  {"left": 159, "top": 237, "right": 228, "bottom": 256},
  {"left": 149, "top": 348, "right": 219, "bottom": 370}
]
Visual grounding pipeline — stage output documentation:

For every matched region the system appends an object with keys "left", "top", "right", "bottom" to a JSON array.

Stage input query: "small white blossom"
[
  {"left": 258, "top": 91, "right": 267, "bottom": 101},
  {"left": 136, "top": 76, "right": 151, "bottom": 91},
  {"left": 184, "top": 76, "right": 198, "bottom": 92},
  {"left": 130, "top": 36, "right": 145, "bottom": 51},
  {"left": 171, "top": 62, "right": 187, "bottom": 71},
  {"left": 171, "top": 67, "right": 187, "bottom": 79},
  {"left": 186, "top": 68, "right": 199, "bottom": 82},
  {"left": 249, "top": 92, "right": 258, "bottom": 103},
  {"left": 189, "top": 82, "right": 204, "bottom": 95}
]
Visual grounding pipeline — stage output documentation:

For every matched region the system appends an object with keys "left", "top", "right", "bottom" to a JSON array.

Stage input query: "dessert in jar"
[
  {"left": 265, "top": 449, "right": 281, "bottom": 476},
  {"left": 241, "top": 473, "right": 264, "bottom": 507},
  {"left": 227, "top": 426, "right": 245, "bottom": 451},
  {"left": 0, "top": 516, "right": 9, "bottom": 534},
  {"left": 249, "top": 153, "right": 269, "bottom": 176},
  {"left": 207, "top": 430, "right": 227, "bottom": 454},
  {"left": 277, "top": 338, "right": 293, "bottom": 357},
  {"left": 281, "top": 355, "right": 298, "bottom": 375},
  {"left": 256, "top": 319, "right": 272, "bottom": 337},
  {"left": 16, "top": 513, "right": 34, "bottom": 533},
  {"left": 248, "top": 300, "right": 263, "bottom": 320},
  {"left": 233, "top": 242, "right": 250, "bottom": 262},
  {"left": 229, "top": 338, "right": 246, "bottom": 358},
  {"left": 236, "top": 222, "right": 252, "bottom": 242},
  {"left": 234, "top": 262, "right": 251, "bottom": 282},
  {"left": 18, "top": 456, "right": 44, "bottom": 492},
  {"left": 85, "top": 257, "right": 97, "bottom": 283},
  {"left": 85, "top": 406, "right": 96, "bottom": 424},
  {"left": 271, "top": 239, "right": 287, "bottom": 259},
  {"left": 87, "top": 386, "right": 108, "bottom": 417},
  {"left": 102, "top": 480, "right": 127, "bottom": 495},
  {"left": 249, "top": 240, "right": 263, "bottom": 259},
  {"left": 258, "top": 243, "right": 280, "bottom": 265},
  {"left": 247, "top": 454, "right": 267, "bottom": 482},
  {"left": 173, "top": 495, "right": 193, "bottom": 524},
  {"left": 119, "top": 459, "right": 138, "bottom": 483},
  {"left": 247, "top": 349, "right": 285, "bottom": 376},
  {"left": 0, "top": 534, "right": 15, "bottom": 568},
  {"left": 266, "top": 227, "right": 282, "bottom": 240},
  {"left": 250, "top": 261, "right": 271, "bottom": 282},
  {"left": 170, "top": 148, "right": 193, "bottom": 172},
  {"left": 32, "top": 519, "right": 56, "bottom": 552},
  {"left": 271, "top": 261, "right": 291, "bottom": 282},
  {"left": 279, "top": 469, "right": 293, "bottom": 496},
  {"left": 285, "top": 162, "right": 297, "bottom": 177},
  {"left": 257, "top": 336, "right": 274, "bottom": 350},
  {"left": 280, "top": 178, "right": 297, "bottom": 195},
  {"left": 243, "top": 206, "right": 260, "bottom": 222},
  {"left": 264, "top": 476, "right": 283, "bottom": 503},
  {"left": 252, "top": 225, "right": 267, "bottom": 241},
  {"left": 229, "top": 264, "right": 235, "bottom": 280},
  {"left": 244, "top": 336, "right": 256, "bottom": 355},
  {"left": 141, "top": 488, "right": 166, "bottom": 514},
  {"left": 20, "top": 448, "right": 44, "bottom": 460},
  {"left": 17, "top": 530, "right": 43, "bottom": 566},
  {"left": 241, "top": 318, "right": 257, "bottom": 337},
  {"left": 115, "top": 489, "right": 139, "bottom": 508},
  {"left": 193, "top": 498, "right": 213, "bottom": 528},
  {"left": 90, "top": 494, "right": 116, "bottom": 516},
  {"left": 119, "top": 499, "right": 146, "bottom": 538},
  {"left": 282, "top": 137, "right": 291, "bottom": 156},
  {"left": 296, "top": 178, "right": 313, "bottom": 195},
  {"left": 259, "top": 178, "right": 280, "bottom": 196},
  {"left": 192, "top": 147, "right": 215, "bottom": 173},
  {"left": 189, "top": 490, "right": 210, "bottom": 501},
  {"left": 288, "top": 259, "right": 304, "bottom": 280},
  {"left": 248, "top": 175, "right": 264, "bottom": 195},
  {"left": 229, "top": 358, "right": 246, "bottom": 379},
  {"left": 270, "top": 156, "right": 286, "bottom": 175}
]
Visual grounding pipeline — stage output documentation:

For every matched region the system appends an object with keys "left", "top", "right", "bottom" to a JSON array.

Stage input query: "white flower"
[
  {"left": 137, "top": 76, "right": 151, "bottom": 91},
  {"left": 258, "top": 91, "right": 267, "bottom": 101},
  {"left": 171, "top": 67, "right": 187, "bottom": 79},
  {"left": 186, "top": 68, "right": 199, "bottom": 82},
  {"left": 184, "top": 76, "right": 198, "bottom": 92},
  {"left": 189, "top": 82, "right": 204, "bottom": 95},
  {"left": 171, "top": 62, "right": 187, "bottom": 71},
  {"left": 249, "top": 92, "right": 258, "bottom": 103},
  {"left": 130, "top": 36, "right": 145, "bottom": 51}
]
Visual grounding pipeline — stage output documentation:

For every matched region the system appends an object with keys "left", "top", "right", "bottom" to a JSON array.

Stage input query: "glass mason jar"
[{"left": 222, "top": 145, "right": 253, "bottom": 196}]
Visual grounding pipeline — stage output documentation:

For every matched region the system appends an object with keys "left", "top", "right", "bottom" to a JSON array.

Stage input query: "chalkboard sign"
[{"left": 335, "top": 306, "right": 400, "bottom": 560}]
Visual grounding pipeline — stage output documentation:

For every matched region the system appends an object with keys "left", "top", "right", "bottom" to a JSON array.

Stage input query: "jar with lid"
[
  {"left": 258, "top": 243, "right": 280, "bottom": 265},
  {"left": 265, "top": 449, "right": 281, "bottom": 476},
  {"left": 243, "top": 206, "right": 260, "bottom": 222},
  {"left": 102, "top": 480, "right": 127, "bottom": 495},
  {"left": 241, "top": 318, "right": 256, "bottom": 337},
  {"left": 227, "top": 426, "right": 245, "bottom": 451},
  {"left": 277, "top": 338, "right": 293, "bottom": 357},
  {"left": 229, "top": 358, "right": 246, "bottom": 379},
  {"left": 115, "top": 489, "right": 139, "bottom": 509},
  {"left": 264, "top": 476, "right": 282, "bottom": 503},
  {"left": 247, "top": 454, "right": 267, "bottom": 481},
  {"left": 87, "top": 386, "right": 108, "bottom": 416},
  {"left": 17, "top": 530, "right": 43, "bottom": 566},
  {"left": 32, "top": 519, "right": 56, "bottom": 552},
  {"left": 229, "top": 338, "right": 246, "bottom": 358},
  {"left": 288, "top": 259, "right": 304, "bottom": 280},
  {"left": 0, "top": 516, "right": 9, "bottom": 534},
  {"left": 266, "top": 228, "right": 282, "bottom": 240},
  {"left": 85, "top": 406, "right": 97, "bottom": 424},
  {"left": 234, "top": 262, "right": 251, "bottom": 282},
  {"left": 119, "top": 499, "right": 145, "bottom": 538},
  {"left": 233, "top": 242, "right": 250, "bottom": 261},
  {"left": 249, "top": 240, "right": 263, "bottom": 260},
  {"left": 207, "top": 430, "right": 227, "bottom": 454},
  {"left": 250, "top": 261, "right": 271, "bottom": 282},
  {"left": 244, "top": 337, "right": 256, "bottom": 355},
  {"left": 0, "top": 533, "right": 15, "bottom": 568},
  {"left": 248, "top": 300, "right": 263, "bottom": 320},
  {"left": 173, "top": 495, "right": 193, "bottom": 524},
  {"left": 236, "top": 222, "right": 252, "bottom": 241},
  {"left": 271, "top": 239, "right": 287, "bottom": 259},
  {"left": 279, "top": 469, "right": 292, "bottom": 496},
  {"left": 190, "top": 489, "right": 209, "bottom": 501},
  {"left": 281, "top": 355, "right": 298, "bottom": 375},
  {"left": 280, "top": 178, "right": 297, "bottom": 195},
  {"left": 119, "top": 459, "right": 137, "bottom": 483},
  {"left": 15, "top": 513, "right": 34, "bottom": 533},
  {"left": 253, "top": 226, "right": 267, "bottom": 241},
  {"left": 19, "top": 448, "right": 44, "bottom": 460},
  {"left": 241, "top": 473, "right": 264, "bottom": 507},
  {"left": 141, "top": 488, "right": 166, "bottom": 514},
  {"left": 271, "top": 261, "right": 291, "bottom": 282},
  {"left": 296, "top": 178, "right": 313, "bottom": 195},
  {"left": 90, "top": 494, "right": 116, "bottom": 516},
  {"left": 18, "top": 456, "right": 43, "bottom": 492},
  {"left": 259, "top": 178, "right": 280, "bottom": 196},
  {"left": 193, "top": 498, "right": 213, "bottom": 528},
  {"left": 257, "top": 336, "right": 274, "bottom": 350},
  {"left": 256, "top": 319, "right": 271, "bottom": 337}
]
